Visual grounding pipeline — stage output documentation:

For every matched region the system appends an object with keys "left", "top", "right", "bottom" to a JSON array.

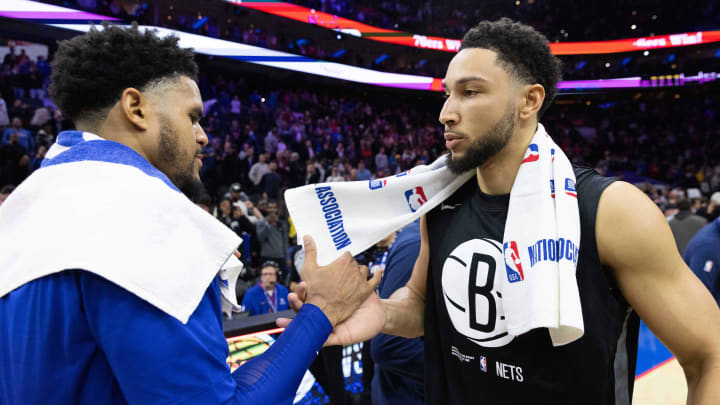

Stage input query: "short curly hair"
[
  {"left": 460, "top": 18, "right": 561, "bottom": 118},
  {"left": 49, "top": 23, "right": 198, "bottom": 124}
]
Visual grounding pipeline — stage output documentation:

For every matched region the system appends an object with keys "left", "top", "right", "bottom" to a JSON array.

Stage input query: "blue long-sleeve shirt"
[
  {"left": 0, "top": 270, "right": 331, "bottom": 404},
  {"left": 683, "top": 218, "right": 720, "bottom": 306}
]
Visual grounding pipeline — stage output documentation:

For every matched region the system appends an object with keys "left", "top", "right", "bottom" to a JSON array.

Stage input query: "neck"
[{"left": 475, "top": 121, "right": 538, "bottom": 195}]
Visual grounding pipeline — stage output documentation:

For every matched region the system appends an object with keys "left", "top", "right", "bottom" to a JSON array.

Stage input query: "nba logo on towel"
[
  {"left": 404, "top": 186, "right": 428, "bottom": 212},
  {"left": 549, "top": 179, "right": 555, "bottom": 199},
  {"left": 521, "top": 143, "right": 539, "bottom": 163},
  {"left": 564, "top": 178, "right": 577, "bottom": 198},
  {"left": 479, "top": 356, "right": 487, "bottom": 372},
  {"left": 503, "top": 241, "right": 525, "bottom": 283},
  {"left": 369, "top": 179, "right": 387, "bottom": 190}
]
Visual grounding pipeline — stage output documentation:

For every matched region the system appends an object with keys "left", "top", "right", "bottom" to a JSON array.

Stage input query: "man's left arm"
[{"left": 596, "top": 182, "right": 720, "bottom": 404}]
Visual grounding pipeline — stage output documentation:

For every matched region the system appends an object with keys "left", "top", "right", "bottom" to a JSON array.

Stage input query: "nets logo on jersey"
[
  {"left": 521, "top": 143, "right": 539, "bottom": 164},
  {"left": 479, "top": 356, "right": 488, "bottom": 372},
  {"left": 564, "top": 178, "right": 577, "bottom": 198},
  {"left": 404, "top": 186, "right": 428, "bottom": 212},
  {"left": 503, "top": 241, "right": 525, "bottom": 283},
  {"left": 441, "top": 239, "right": 515, "bottom": 348}
]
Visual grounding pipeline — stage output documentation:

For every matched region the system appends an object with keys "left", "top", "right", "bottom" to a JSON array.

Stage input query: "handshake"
[{"left": 276, "top": 235, "right": 386, "bottom": 346}]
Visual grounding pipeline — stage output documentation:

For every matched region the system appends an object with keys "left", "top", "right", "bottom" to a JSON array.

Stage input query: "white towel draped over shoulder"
[
  {"left": 285, "top": 124, "right": 583, "bottom": 346},
  {"left": 0, "top": 132, "right": 242, "bottom": 324}
]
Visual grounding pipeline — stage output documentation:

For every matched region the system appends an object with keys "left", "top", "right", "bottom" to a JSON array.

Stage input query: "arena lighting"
[
  {"left": 0, "top": 0, "right": 116, "bottom": 21},
  {"left": 223, "top": 0, "right": 720, "bottom": 55},
  {"left": 2, "top": 1, "right": 718, "bottom": 92}
]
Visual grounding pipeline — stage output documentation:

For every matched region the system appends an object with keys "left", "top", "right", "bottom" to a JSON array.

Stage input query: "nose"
[
  {"left": 195, "top": 125, "right": 208, "bottom": 147},
  {"left": 439, "top": 96, "right": 459, "bottom": 127}
]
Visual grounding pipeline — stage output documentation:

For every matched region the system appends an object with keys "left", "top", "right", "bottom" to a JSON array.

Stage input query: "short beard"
[
  {"left": 157, "top": 116, "right": 205, "bottom": 199},
  {"left": 447, "top": 107, "right": 515, "bottom": 174}
]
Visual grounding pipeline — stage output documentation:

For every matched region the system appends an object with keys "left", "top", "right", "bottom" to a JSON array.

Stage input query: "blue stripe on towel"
[{"left": 41, "top": 132, "right": 180, "bottom": 193}]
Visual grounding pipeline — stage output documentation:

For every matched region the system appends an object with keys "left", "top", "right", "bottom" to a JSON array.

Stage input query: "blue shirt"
[
  {"left": 683, "top": 218, "right": 720, "bottom": 306},
  {"left": 0, "top": 271, "right": 331, "bottom": 404},
  {"left": 370, "top": 220, "right": 424, "bottom": 405},
  {"left": 0, "top": 131, "right": 333, "bottom": 404},
  {"left": 242, "top": 283, "right": 290, "bottom": 315}
]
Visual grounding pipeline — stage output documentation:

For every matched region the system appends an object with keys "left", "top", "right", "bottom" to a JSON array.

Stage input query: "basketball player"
[
  {"left": 0, "top": 25, "right": 381, "bottom": 404},
  {"left": 285, "top": 19, "right": 720, "bottom": 403}
]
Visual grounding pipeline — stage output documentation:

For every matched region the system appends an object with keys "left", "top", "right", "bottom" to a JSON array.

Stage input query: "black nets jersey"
[{"left": 425, "top": 166, "right": 639, "bottom": 405}]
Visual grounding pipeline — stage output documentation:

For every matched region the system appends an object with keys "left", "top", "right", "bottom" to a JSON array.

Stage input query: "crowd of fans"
[
  {"left": 288, "top": 0, "right": 720, "bottom": 42},
  {"left": 37, "top": 0, "right": 720, "bottom": 81},
  {"left": 2, "top": 43, "right": 720, "bottom": 297}
]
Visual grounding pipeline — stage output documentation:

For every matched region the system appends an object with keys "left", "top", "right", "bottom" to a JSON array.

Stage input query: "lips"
[
  {"left": 444, "top": 132, "right": 464, "bottom": 150},
  {"left": 444, "top": 132, "right": 462, "bottom": 141}
]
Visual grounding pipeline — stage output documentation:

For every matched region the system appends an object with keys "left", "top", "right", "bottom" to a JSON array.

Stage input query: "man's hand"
[
  {"left": 280, "top": 235, "right": 382, "bottom": 328},
  {"left": 278, "top": 281, "right": 385, "bottom": 346}
]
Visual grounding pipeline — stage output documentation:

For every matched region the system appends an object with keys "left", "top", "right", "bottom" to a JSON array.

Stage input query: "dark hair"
[
  {"left": 460, "top": 18, "right": 561, "bottom": 118},
  {"left": 676, "top": 198, "right": 691, "bottom": 211},
  {"left": 261, "top": 261, "right": 279, "bottom": 272},
  {"left": 0, "top": 185, "right": 16, "bottom": 195},
  {"left": 49, "top": 23, "right": 198, "bottom": 123}
]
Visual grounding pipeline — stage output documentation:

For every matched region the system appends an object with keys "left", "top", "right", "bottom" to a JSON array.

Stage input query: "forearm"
[
  {"left": 230, "top": 304, "right": 331, "bottom": 404},
  {"left": 685, "top": 354, "right": 720, "bottom": 405},
  {"left": 381, "top": 285, "right": 424, "bottom": 338}
]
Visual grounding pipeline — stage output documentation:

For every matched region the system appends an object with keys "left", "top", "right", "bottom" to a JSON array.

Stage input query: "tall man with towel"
[
  {"left": 283, "top": 18, "right": 720, "bottom": 404},
  {"left": 0, "top": 24, "right": 381, "bottom": 404}
]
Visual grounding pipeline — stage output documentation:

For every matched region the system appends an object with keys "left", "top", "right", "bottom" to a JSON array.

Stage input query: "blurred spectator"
[
  {"left": 264, "top": 126, "right": 279, "bottom": 155},
  {"left": 0, "top": 132, "right": 29, "bottom": 186},
  {"left": 697, "top": 192, "right": 720, "bottom": 222},
  {"left": 217, "top": 198, "right": 233, "bottom": 227},
  {"left": 29, "top": 145, "right": 46, "bottom": 173},
  {"left": 0, "top": 97, "right": 8, "bottom": 127},
  {"left": 258, "top": 161, "right": 283, "bottom": 200},
  {"left": 240, "top": 261, "right": 290, "bottom": 315},
  {"left": 0, "top": 184, "right": 15, "bottom": 206},
  {"left": 371, "top": 220, "right": 424, "bottom": 405},
  {"left": 669, "top": 198, "right": 708, "bottom": 254},
  {"left": 2, "top": 117, "right": 34, "bottom": 154},
  {"left": 248, "top": 153, "right": 270, "bottom": 187},
  {"left": 683, "top": 218, "right": 720, "bottom": 306},
  {"left": 256, "top": 210, "right": 290, "bottom": 284},
  {"left": 226, "top": 182, "right": 249, "bottom": 203},
  {"left": 326, "top": 166, "right": 344, "bottom": 182},
  {"left": 356, "top": 160, "right": 372, "bottom": 181}
]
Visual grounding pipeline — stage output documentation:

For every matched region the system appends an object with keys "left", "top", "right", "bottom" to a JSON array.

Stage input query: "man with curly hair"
[
  {"left": 302, "top": 19, "right": 720, "bottom": 403},
  {"left": 0, "top": 24, "right": 381, "bottom": 404}
]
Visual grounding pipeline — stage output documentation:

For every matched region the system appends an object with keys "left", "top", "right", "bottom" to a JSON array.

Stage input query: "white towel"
[
  {"left": 285, "top": 124, "right": 583, "bottom": 345},
  {"left": 0, "top": 131, "right": 242, "bottom": 324}
]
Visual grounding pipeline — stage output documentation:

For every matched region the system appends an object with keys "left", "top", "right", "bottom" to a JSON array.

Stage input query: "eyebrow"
[{"left": 442, "top": 76, "right": 489, "bottom": 89}]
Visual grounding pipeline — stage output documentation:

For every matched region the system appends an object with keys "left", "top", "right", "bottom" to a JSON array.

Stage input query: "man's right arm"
[{"left": 81, "top": 235, "right": 380, "bottom": 404}]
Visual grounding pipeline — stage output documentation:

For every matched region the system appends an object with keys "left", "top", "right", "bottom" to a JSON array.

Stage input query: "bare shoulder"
[{"left": 595, "top": 181, "right": 674, "bottom": 270}]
